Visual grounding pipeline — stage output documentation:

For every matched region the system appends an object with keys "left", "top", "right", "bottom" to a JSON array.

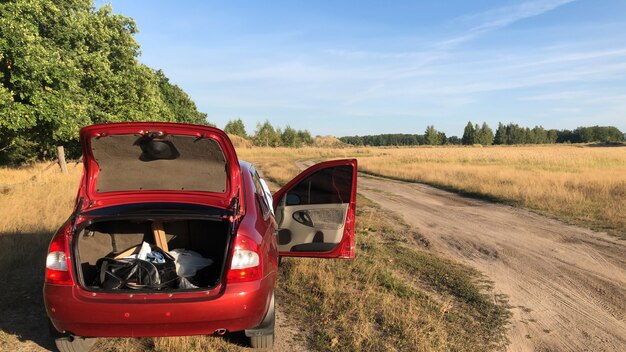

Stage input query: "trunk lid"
[{"left": 79, "top": 122, "right": 242, "bottom": 212}]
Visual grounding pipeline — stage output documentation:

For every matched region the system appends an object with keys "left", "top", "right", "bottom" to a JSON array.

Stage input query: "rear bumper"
[{"left": 44, "top": 277, "right": 274, "bottom": 338}]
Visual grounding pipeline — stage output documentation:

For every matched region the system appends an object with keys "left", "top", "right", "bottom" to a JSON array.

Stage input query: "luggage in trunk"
[{"left": 75, "top": 218, "right": 230, "bottom": 291}]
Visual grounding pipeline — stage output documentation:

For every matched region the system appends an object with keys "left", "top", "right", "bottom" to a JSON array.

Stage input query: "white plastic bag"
[
  {"left": 178, "top": 276, "right": 199, "bottom": 289},
  {"left": 137, "top": 241, "right": 152, "bottom": 260},
  {"left": 169, "top": 249, "right": 213, "bottom": 277}
]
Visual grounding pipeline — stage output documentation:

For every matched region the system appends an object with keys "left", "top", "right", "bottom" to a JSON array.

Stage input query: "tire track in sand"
[{"left": 356, "top": 172, "right": 626, "bottom": 352}]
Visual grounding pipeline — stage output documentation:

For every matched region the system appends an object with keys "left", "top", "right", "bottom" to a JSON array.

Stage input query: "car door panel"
[
  {"left": 278, "top": 203, "right": 349, "bottom": 252},
  {"left": 273, "top": 159, "right": 357, "bottom": 259}
]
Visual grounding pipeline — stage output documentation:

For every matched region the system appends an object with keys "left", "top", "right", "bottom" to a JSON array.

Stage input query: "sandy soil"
[
  {"left": 273, "top": 304, "right": 308, "bottom": 352},
  {"left": 358, "top": 173, "right": 626, "bottom": 352}
]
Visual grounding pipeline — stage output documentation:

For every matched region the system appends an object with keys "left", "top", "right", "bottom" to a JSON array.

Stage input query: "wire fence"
[{"left": 0, "top": 156, "right": 82, "bottom": 194}]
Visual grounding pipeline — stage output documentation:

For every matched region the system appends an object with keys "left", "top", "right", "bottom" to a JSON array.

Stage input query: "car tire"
[
  {"left": 250, "top": 333, "right": 274, "bottom": 349},
  {"left": 49, "top": 321, "right": 96, "bottom": 352},
  {"left": 54, "top": 336, "right": 96, "bottom": 352},
  {"left": 247, "top": 292, "right": 275, "bottom": 349}
]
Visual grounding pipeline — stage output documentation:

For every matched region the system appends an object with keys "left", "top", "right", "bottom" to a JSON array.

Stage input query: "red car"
[{"left": 43, "top": 122, "right": 357, "bottom": 351}]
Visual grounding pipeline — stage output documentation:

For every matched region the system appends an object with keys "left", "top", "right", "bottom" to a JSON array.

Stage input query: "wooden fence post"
[{"left": 57, "top": 146, "right": 68, "bottom": 174}]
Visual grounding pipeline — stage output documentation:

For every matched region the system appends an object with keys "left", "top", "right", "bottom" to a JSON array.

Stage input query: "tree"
[
  {"left": 557, "top": 129, "right": 575, "bottom": 143},
  {"left": 155, "top": 70, "right": 207, "bottom": 125},
  {"left": 425, "top": 125, "right": 441, "bottom": 145},
  {"left": 473, "top": 123, "right": 483, "bottom": 144},
  {"left": 1, "top": 0, "right": 92, "bottom": 162},
  {"left": 477, "top": 122, "right": 493, "bottom": 145},
  {"left": 447, "top": 136, "right": 462, "bottom": 145},
  {"left": 340, "top": 133, "right": 425, "bottom": 146},
  {"left": 472, "top": 122, "right": 495, "bottom": 145},
  {"left": 0, "top": 0, "right": 208, "bottom": 164},
  {"left": 576, "top": 127, "right": 595, "bottom": 142},
  {"left": 494, "top": 122, "right": 508, "bottom": 145},
  {"left": 281, "top": 125, "right": 300, "bottom": 148},
  {"left": 224, "top": 118, "right": 247, "bottom": 138},
  {"left": 462, "top": 121, "right": 475, "bottom": 145},
  {"left": 507, "top": 123, "right": 526, "bottom": 144},
  {"left": 296, "top": 129, "right": 314, "bottom": 146},
  {"left": 253, "top": 120, "right": 281, "bottom": 147},
  {"left": 606, "top": 126, "right": 625, "bottom": 142},
  {"left": 438, "top": 131, "right": 447, "bottom": 145},
  {"left": 531, "top": 126, "right": 547, "bottom": 144},
  {"left": 547, "top": 129, "right": 558, "bottom": 143}
]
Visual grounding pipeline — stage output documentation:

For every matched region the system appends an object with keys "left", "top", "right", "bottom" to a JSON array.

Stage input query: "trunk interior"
[{"left": 75, "top": 218, "right": 230, "bottom": 291}]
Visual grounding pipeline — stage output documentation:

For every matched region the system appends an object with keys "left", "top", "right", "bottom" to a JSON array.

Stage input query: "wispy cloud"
[
  {"left": 521, "top": 91, "right": 591, "bottom": 101},
  {"left": 344, "top": 0, "right": 578, "bottom": 105},
  {"left": 326, "top": 49, "right": 437, "bottom": 60},
  {"left": 439, "top": 0, "right": 577, "bottom": 48},
  {"left": 495, "top": 48, "right": 626, "bottom": 71},
  {"left": 523, "top": 91, "right": 626, "bottom": 106},
  {"left": 366, "top": 61, "right": 626, "bottom": 97}
]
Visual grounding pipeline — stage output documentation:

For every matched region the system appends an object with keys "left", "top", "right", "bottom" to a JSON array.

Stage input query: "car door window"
[
  {"left": 284, "top": 165, "right": 352, "bottom": 205},
  {"left": 259, "top": 178, "right": 274, "bottom": 216},
  {"left": 252, "top": 171, "right": 272, "bottom": 220}
]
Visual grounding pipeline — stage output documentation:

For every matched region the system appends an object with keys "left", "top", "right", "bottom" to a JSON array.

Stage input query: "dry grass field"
[
  {"left": 0, "top": 151, "right": 508, "bottom": 351},
  {"left": 241, "top": 143, "right": 625, "bottom": 351},
  {"left": 275, "top": 195, "right": 509, "bottom": 351},
  {"left": 0, "top": 163, "right": 243, "bottom": 352},
  {"left": 239, "top": 144, "right": 626, "bottom": 238},
  {"left": 1, "top": 142, "right": 621, "bottom": 351},
  {"left": 0, "top": 162, "right": 82, "bottom": 272},
  {"left": 357, "top": 145, "right": 626, "bottom": 238}
]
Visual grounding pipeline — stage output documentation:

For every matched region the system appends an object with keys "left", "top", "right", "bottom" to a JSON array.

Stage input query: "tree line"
[
  {"left": 224, "top": 118, "right": 314, "bottom": 147},
  {"left": 0, "top": 0, "right": 208, "bottom": 164},
  {"left": 341, "top": 122, "right": 624, "bottom": 146}
]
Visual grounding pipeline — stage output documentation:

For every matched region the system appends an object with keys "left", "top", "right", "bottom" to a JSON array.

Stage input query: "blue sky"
[{"left": 103, "top": 0, "right": 626, "bottom": 137}]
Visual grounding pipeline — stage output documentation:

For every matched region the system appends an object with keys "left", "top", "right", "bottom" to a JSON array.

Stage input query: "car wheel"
[
  {"left": 54, "top": 336, "right": 96, "bottom": 352},
  {"left": 250, "top": 333, "right": 274, "bottom": 349},
  {"left": 49, "top": 321, "right": 96, "bottom": 352},
  {"left": 246, "top": 292, "right": 275, "bottom": 349}
]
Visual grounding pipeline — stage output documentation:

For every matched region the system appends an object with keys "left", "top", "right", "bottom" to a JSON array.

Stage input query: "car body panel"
[{"left": 45, "top": 279, "right": 272, "bottom": 337}]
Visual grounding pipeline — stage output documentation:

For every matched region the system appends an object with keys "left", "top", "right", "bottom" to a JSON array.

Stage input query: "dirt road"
[{"left": 358, "top": 173, "right": 626, "bottom": 351}]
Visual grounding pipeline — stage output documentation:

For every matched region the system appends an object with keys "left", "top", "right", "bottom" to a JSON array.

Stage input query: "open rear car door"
[{"left": 273, "top": 159, "right": 357, "bottom": 259}]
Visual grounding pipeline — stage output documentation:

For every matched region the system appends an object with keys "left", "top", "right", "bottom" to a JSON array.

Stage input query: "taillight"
[
  {"left": 227, "top": 237, "right": 261, "bottom": 283},
  {"left": 45, "top": 225, "right": 73, "bottom": 285}
]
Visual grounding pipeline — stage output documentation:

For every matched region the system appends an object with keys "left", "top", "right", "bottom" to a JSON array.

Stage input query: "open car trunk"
[{"left": 75, "top": 217, "right": 231, "bottom": 292}]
